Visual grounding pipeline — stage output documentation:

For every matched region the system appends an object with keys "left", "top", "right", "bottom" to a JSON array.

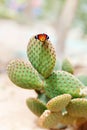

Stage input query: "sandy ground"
[
  {"left": 0, "top": 73, "right": 48, "bottom": 130},
  {"left": 0, "top": 19, "right": 49, "bottom": 129}
]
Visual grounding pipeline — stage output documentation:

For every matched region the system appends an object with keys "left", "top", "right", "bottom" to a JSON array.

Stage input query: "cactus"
[
  {"left": 38, "top": 110, "right": 62, "bottom": 128},
  {"left": 46, "top": 94, "right": 72, "bottom": 112},
  {"left": 66, "top": 98, "right": 87, "bottom": 118},
  {"left": 7, "top": 59, "right": 43, "bottom": 90},
  {"left": 44, "top": 71, "right": 84, "bottom": 98},
  {"left": 38, "top": 110, "right": 77, "bottom": 128},
  {"left": 7, "top": 34, "right": 87, "bottom": 130},
  {"left": 62, "top": 58, "right": 74, "bottom": 74},
  {"left": 27, "top": 35, "right": 56, "bottom": 78},
  {"left": 26, "top": 98, "right": 47, "bottom": 117}
]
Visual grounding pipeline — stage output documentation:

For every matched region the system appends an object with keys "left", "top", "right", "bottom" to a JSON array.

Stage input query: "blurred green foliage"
[
  {"left": 43, "top": 0, "right": 87, "bottom": 35},
  {"left": 0, "top": 0, "right": 5, "bottom": 4},
  {"left": 0, "top": 0, "right": 87, "bottom": 35},
  {"left": 75, "top": 0, "right": 87, "bottom": 35},
  {"left": 41, "top": 0, "right": 65, "bottom": 20},
  {"left": 0, "top": 0, "right": 26, "bottom": 20}
]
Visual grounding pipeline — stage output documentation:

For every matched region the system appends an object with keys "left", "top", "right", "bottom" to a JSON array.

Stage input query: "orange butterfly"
[{"left": 35, "top": 33, "right": 49, "bottom": 42}]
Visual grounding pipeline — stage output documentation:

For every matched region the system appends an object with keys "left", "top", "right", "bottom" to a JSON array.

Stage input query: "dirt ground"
[
  {"left": 0, "top": 19, "right": 49, "bottom": 129},
  {"left": 0, "top": 73, "right": 48, "bottom": 130}
]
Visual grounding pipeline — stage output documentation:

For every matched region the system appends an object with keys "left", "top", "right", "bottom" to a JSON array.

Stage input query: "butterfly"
[{"left": 35, "top": 33, "right": 49, "bottom": 42}]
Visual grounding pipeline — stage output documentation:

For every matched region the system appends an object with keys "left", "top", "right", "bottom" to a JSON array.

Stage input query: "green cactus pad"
[
  {"left": 77, "top": 75, "right": 87, "bottom": 86},
  {"left": 44, "top": 71, "right": 84, "bottom": 98},
  {"left": 62, "top": 58, "right": 74, "bottom": 74},
  {"left": 27, "top": 36, "right": 56, "bottom": 78},
  {"left": 26, "top": 98, "right": 47, "bottom": 117},
  {"left": 38, "top": 110, "right": 62, "bottom": 128},
  {"left": 60, "top": 113, "right": 77, "bottom": 125},
  {"left": 38, "top": 110, "right": 76, "bottom": 128},
  {"left": 7, "top": 59, "right": 43, "bottom": 90},
  {"left": 66, "top": 98, "right": 87, "bottom": 118},
  {"left": 46, "top": 94, "right": 72, "bottom": 112}
]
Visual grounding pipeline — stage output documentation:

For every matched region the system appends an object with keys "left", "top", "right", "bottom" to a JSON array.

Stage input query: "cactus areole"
[{"left": 7, "top": 34, "right": 87, "bottom": 129}]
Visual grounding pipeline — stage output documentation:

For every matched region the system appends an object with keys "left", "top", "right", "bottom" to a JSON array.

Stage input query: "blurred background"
[{"left": 0, "top": 0, "right": 87, "bottom": 130}]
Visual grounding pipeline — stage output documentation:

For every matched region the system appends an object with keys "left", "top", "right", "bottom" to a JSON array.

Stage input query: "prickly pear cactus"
[
  {"left": 62, "top": 58, "right": 74, "bottom": 74},
  {"left": 7, "top": 59, "right": 43, "bottom": 90},
  {"left": 44, "top": 70, "right": 84, "bottom": 98},
  {"left": 7, "top": 34, "right": 87, "bottom": 130},
  {"left": 27, "top": 35, "right": 56, "bottom": 78}
]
